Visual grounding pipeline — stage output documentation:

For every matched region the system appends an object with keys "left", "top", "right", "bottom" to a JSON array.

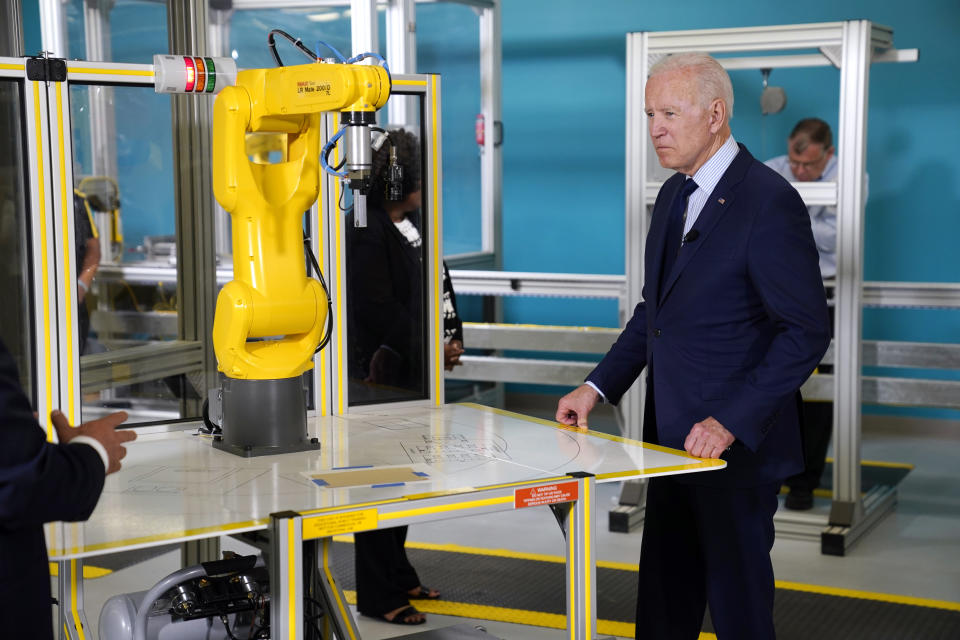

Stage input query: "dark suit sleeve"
[
  {"left": 712, "top": 185, "right": 831, "bottom": 451},
  {"left": 0, "top": 342, "right": 105, "bottom": 532},
  {"left": 586, "top": 301, "right": 648, "bottom": 405}
]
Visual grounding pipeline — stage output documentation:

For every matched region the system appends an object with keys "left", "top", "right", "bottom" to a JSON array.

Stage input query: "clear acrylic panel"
[
  {"left": 416, "top": 2, "right": 482, "bottom": 256},
  {"left": 0, "top": 79, "right": 34, "bottom": 398},
  {"left": 346, "top": 110, "right": 429, "bottom": 406},
  {"left": 65, "top": 0, "right": 168, "bottom": 64},
  {"left": 69, "top": 83, "right": 186, "bottom": 423},
  {"left": 227, "top": 7, "right": 353, "bottom": 70}
]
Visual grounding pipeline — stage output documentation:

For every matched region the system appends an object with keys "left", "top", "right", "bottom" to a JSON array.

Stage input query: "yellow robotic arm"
[{"left": 212, "top": 61, "right": 389, "bottom": 381}]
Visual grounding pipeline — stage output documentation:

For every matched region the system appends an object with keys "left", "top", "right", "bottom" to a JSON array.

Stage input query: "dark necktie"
[{"left": 660, "top": 178, "right": 699, "bottom": 290}]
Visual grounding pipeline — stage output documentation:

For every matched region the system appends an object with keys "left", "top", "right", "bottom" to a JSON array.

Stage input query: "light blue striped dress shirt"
[{"left": 682, "top": 135, "right": 740, "bottom": 235}]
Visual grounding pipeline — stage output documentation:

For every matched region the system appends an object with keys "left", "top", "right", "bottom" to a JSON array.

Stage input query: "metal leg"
[
  {"left": 57, "top": 558, "right": 91, "bottom": 640},
  {"left": 270, "top": 511, "right": 304, "bottom": 640},
  {"left": 181, "top": 537, "right": 221, "bottom": 567},
  {"left": 551, "top": 473, "right": 598, "bottom": 640},
  {"left": 315, "top": 537, "right": 361, "bottom": 640},
  {"left": 609, "top": 478, "right": 647, "bottom": 532}
]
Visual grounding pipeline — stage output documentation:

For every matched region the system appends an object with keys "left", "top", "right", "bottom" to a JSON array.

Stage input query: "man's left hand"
[{"left": 684, "top": 416, "right": 735, "bottom": 459}]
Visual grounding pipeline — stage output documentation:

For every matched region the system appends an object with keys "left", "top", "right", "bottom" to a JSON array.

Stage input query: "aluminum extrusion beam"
[
  {"left": 830, "top": 20, "right": 871, "bottom": 523},
  {"left": 462, "top": 323, "right": 619, "bottom": 353},
  {"left": 645, "top": 180, "right": 838, "bottom": 206},
  {"left": 351, "top": 0, "right": 378, "bottom": 58},
  {"left": 801, "top": 374, "right": 960, "bottom": 410},
  {"left": 450, "top": 270, "right": 625, "bottom": 299},
  {"left": 447, "top": 355, "right": 597, "bottom": 387},
  {"left": 820, "top": 340, "right": 960, "bottom": 369},
  {"left": 716, "top": 48, "right": 918, "bottom": 71},
  {"left": 386, "top": 0, "right": 417, "bottom": 125},
  {"left": 862, "top": 282, "right": 960, "bottom": 309},
  {"left": 644, "top": 22, "right": 893, "bottom": 55}
]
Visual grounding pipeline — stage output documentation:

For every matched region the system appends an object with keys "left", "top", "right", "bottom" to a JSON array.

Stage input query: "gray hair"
[{"left": 649, "top": 52, "right": 734, "bottom": 121}]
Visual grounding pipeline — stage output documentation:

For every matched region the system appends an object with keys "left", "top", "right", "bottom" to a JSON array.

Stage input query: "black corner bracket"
[{"left": 26, "top": 56, "right": 67, "bottom": 82}]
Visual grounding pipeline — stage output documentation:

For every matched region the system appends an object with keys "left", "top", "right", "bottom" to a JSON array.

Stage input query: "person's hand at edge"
[
  {"left": 444, "top": 340, "right": 464, "bottom": 371},
  {"left": 683, "top": 416, "right": 735, "bottom": 459},
  {"left": 51, "top": 409, "right": 136, "bottom": 474},
  {"left": 555, "top": 384, "right": 599, "bottom": 430}
]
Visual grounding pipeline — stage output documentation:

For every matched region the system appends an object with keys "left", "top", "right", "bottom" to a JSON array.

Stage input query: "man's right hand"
[
  {"left": 51, "top": 409, "right": 136, "bottom": 475},
  {"left": 555, "top": 384, "right": 600, "bottom": 430}
]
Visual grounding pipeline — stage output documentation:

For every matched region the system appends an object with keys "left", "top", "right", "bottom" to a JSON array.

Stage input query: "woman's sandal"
[
  {"left": 380, "top": 605, "right": 426, "bottom": 625},
  {"left": 408, "top": 585, "right": 441, "bottom": 600}
]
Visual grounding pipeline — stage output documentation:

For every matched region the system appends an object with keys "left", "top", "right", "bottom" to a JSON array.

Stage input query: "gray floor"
[{"left": 69, "top": 407, "right": 960, "bottom": 640}]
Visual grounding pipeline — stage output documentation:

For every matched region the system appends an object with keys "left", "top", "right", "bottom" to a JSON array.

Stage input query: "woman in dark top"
[{"left": 346, "top": 128, "right": 462, "bottom": 625}]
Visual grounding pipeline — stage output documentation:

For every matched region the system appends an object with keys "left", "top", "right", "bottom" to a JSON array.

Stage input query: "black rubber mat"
[{"left": 330, "top": 541, "right": 960, "bottom": 639}]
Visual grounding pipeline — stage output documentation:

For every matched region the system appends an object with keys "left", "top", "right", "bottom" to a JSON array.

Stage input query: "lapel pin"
[{"left": 718, "top": 198, "right": 726, "bottom": 204}]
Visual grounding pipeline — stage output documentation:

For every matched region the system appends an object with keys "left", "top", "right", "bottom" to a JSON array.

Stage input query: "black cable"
[
  {"left": 267, "top": 29, "right": 320, "bottom": 67},
  {"left": 322, "top": 136, "right": 346, "bottom": 173},
  {"left": 199, "top": 397, "right": 221, "bottom": 435},
  {"left": 306, "top": 617, "right": 323, "bottom": 640},
  {"left": 302, "top": 228, "right": 334, "bottom": 354},
  {"left": 220, "top": 615, "right": 240, "bottom": 640},
  {"left": 305, "top": 596, "right": 325, "bottom": 618}
]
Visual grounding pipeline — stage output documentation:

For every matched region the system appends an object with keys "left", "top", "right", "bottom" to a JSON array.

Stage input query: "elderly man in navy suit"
[
  {"left": 0, "top": 339, "right": 135, "bottom": 638},
  {"left": 557, "top": 52, "right": 830, "bottom": 639}
]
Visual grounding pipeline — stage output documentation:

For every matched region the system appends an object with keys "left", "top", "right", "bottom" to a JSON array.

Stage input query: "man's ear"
[
  {"left": 825, "top": 145, "right": 836, "bottom": 160},
  {"left": 709, "top": 98, "right": 726, "bottom": 133}
]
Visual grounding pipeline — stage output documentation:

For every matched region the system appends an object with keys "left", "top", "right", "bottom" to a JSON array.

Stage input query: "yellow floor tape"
[{"left": 48, "top": 563, "right": 112, "bottom": 579}]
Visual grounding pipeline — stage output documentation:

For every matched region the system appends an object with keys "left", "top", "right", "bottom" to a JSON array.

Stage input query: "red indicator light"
[{"left": 184, "top": 56, "right": 196, "bottom": 92}]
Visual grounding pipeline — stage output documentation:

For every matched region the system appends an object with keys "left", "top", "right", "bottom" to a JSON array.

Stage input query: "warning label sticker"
[
  {"left": 302, "top": 509, "right": 378, "bottom": 539},
  {"left": 514, "top": 481, "right": 579, "bottom": 509}
]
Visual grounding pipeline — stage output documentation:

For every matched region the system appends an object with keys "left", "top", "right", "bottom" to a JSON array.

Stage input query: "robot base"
[{"left": 213, "top": 375, "right": 320, "bottom": 457}]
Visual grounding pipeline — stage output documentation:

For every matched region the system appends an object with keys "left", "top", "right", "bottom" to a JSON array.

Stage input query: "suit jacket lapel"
[
  {"left": 658, "top": 144, "right": 754, "bottom": 305},
  {"left": 648, "top": 175, "right": 684, "bottom": 306}
]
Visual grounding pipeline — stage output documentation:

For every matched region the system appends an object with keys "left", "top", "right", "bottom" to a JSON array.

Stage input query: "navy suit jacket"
[
  {"left": 588, "top": 144, "right": 830, "bottom": 487},
  {"left": 0, "top": 340, "right": 105, "bottom": 638}
]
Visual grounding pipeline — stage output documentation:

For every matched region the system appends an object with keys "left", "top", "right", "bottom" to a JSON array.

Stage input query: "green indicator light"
[{"left": 205, "top": 57, "right": 216, "bottom": 92}]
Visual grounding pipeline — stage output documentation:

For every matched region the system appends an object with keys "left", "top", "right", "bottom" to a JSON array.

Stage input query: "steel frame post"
[
  {"left": 551, "top": 473, "right": 598, "bottom": 640},
  {"left": 829, "top": 19, "right": 871, "bottom": 528},
  {"left": 0, "top": 0, "right": 23, "bottom": 57},
  {"left": 623, "top": 31, "right": 648, "bottom": 443},
  {"left": 167, "top": 0, "right": 219, "bottom": 410},
  {"left": 38, "top": 0, "right": 68, "bottom": 57},
  {"left": 23, "top": 69, "right": 60, "bottom": 436},
  {"left": 270, "top": 512, "right": 305, "bottom": 640},
  {"left": 385, "top": 0, "right": 417, "bottom": 126},
  {"left": 478, "top": 0, "right": 502, "bottom": 262},
  {"left": 83, "top": 0, "right": 120, "bottom": 262},
  {"left": 350, "top": 0, "right": 378, "bottom": 59},
  {"left": 317, "top": 537, "right": 362, "bottom": 640},
  {"left": 57, "top": 559, "right": 90, "bottom": 640},
  {"left": 45, "top": 75, "right": 83, "bottom": 426}
]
